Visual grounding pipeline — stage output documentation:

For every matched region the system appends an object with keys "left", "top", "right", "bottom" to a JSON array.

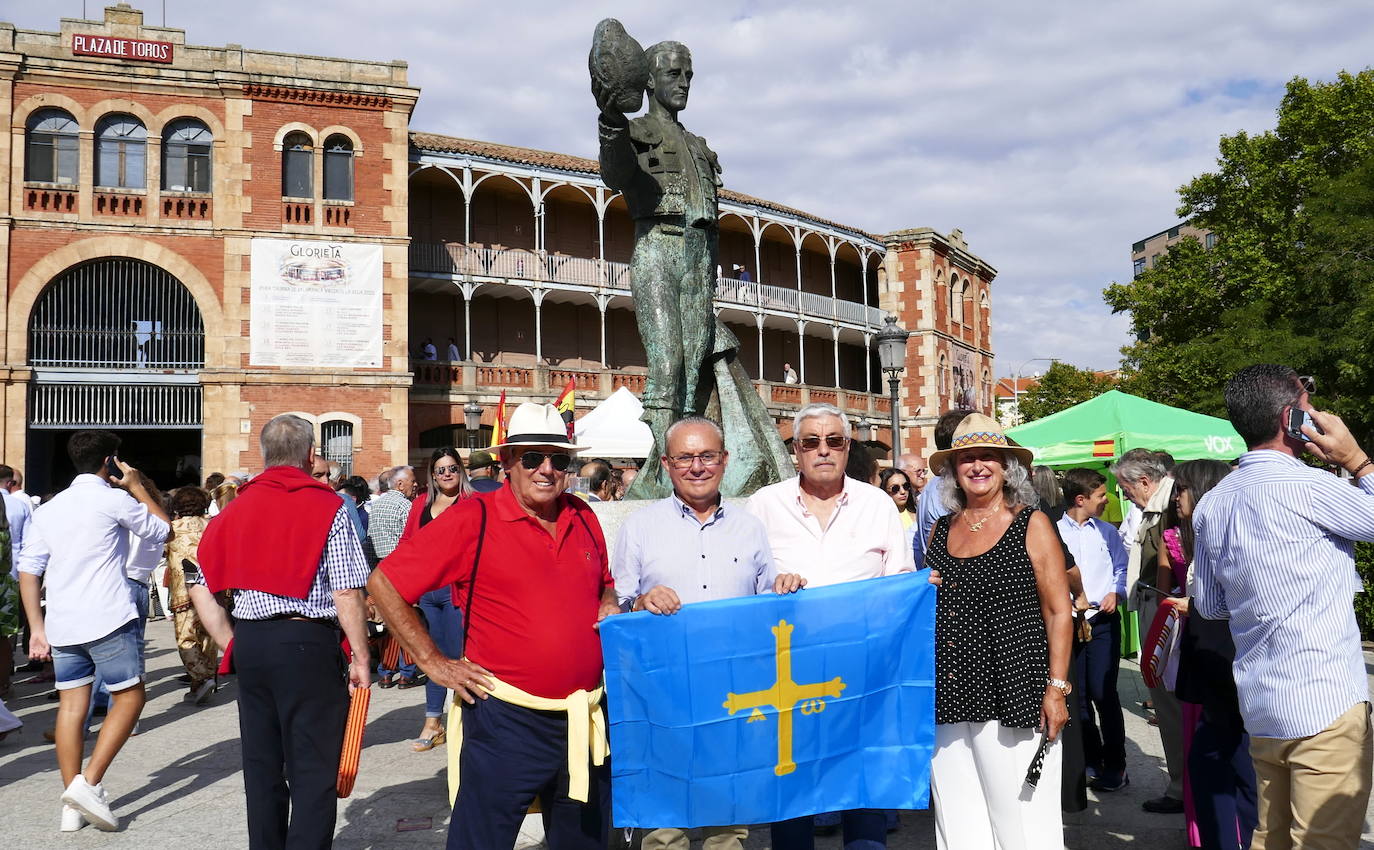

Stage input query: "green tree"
[
  {"left": 1104, "top": 70, "right": 1374, "bottom": 636},
  {"left": 1104, "top": 69, "right": 1374, "bottom": 447},
  {"left": 1017, "top": 361, "right": 1117, "bottom": 423}
]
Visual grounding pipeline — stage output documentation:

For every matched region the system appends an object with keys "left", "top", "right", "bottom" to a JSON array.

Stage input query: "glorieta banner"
[{"left": 249, "top": 238, "right": 383, "bottom": 368}]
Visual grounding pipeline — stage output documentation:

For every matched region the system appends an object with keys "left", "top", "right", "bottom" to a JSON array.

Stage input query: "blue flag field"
[{"left": 599, "top": 571, "right": 936, "bottom": 828}]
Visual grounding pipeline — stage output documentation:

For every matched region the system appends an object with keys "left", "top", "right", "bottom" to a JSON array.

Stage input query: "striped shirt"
[
  {"left": 1192, "top": 450, "right": 1374, "bottom": 739},
  {"left": 192, "top": 504, "right": 369, "bottom": 621}
]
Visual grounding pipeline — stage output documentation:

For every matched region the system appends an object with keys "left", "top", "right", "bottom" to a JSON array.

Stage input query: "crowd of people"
[{"left": 0, "top": 362, "right": 1371, "bottom": 850}]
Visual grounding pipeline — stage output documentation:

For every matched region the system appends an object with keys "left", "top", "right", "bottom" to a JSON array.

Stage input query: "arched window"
[
  {"left": 948, "top": 276, "right": 961, "bottom": 323},
  {"left": 320, "top": 419, "right": 354, "bottom": 476},
  {"left": 939, "top": 355, "right": 950, "bottom": 397},
  {"left": 282, "top": 131, "right": 314, "bottom": 198},
  {"left": 981, "top": 369, "right": 993, "bottom": 412},
  {"left": 95, "top": 114, "right": 147, "bottom": 189},
  {"left": 323, "top": 134, "right": 354, "bottom": 201},
  {"left": 29, "top": 258, "right": 205, "bottom": 368},
  {"left": 25, "top": 108, "right": 80, "bottom": 185},
  {"left": 162, "top": 118, "right": 212, "bottom": 193}
]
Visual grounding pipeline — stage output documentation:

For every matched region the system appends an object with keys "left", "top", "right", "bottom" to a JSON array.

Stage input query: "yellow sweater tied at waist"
[{"left": 445, "top": 668, "right": 607, "bottom": 804}]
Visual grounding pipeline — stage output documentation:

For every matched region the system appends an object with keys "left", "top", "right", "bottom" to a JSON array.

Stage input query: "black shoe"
[
  {"left": 378, "top": 674, "right": 396, "bottom": 689},
  {"left": 1142, "top": 795, "right": 1183, "bottom": 814},
  {"left": 1090, "top": 772, "right": 1130, "bottom": 793}
]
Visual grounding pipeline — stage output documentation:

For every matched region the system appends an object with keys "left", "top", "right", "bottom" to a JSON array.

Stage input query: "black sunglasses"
[
  {"left": 797, "top": 435, "right": 849, "bottom": 451},
  {"left": 888, "top": 483, "right": 911, "bottom": 493},
  {"left": 519, "top": 451, "right": 573, "bottom": 472}
]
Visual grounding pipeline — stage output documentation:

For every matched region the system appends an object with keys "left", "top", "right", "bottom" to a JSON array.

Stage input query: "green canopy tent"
[
  {"left": 1007, "top": 390, "right": 1243, "bottom": 468},
  {"left": 1007, "top": 390, "right": 1243, "bottom": 657}
]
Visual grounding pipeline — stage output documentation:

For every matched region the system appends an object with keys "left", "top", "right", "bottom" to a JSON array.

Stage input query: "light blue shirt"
[
  {"left": 912, "top": 473, "right": 950, "bottom": 570},
  {"left": 3, "top": 492, "right": 32, "bottom": 578},
  {"left": 1193, "top": 450, "right": 1374, "bottom": 739},
  {"left": 613, "top": 493, "right": 777, "bottom": 609},
  {"left": 1057, "top": 514, "right": 1128, "bottom": 613}
]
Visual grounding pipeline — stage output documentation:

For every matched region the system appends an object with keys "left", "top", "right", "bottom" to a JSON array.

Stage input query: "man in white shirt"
[
  {"left": 747, "top": 402, "right": 911, "bottom": 848},
  {"left": 17, "top": 431, "right": 171, "bottom": 833},
  {"left": 1058, "top": 468, "right": 1130, "bottom": 793}
]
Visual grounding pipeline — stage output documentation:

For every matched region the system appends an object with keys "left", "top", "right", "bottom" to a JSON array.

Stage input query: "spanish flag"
[
  {"left": 489, "top": 390, "right": 507, "bottom": 448},
  {"left": 555, "top": 379, "right": 576, "bottom": 439},
  {"left": 1092, "top": 439, "right": 1115, "bottom": 458}
]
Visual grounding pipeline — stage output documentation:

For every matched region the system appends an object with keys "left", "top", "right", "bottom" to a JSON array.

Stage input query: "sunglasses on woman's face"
[
  {"left": 888, "top": 483, "right": 911, "bottom": 493},
  {"left": 434, "top": 464, "right": 461, "bottom": 475},
  {"left": 519, "top": 451, "right": 573, "bottom": 472}
]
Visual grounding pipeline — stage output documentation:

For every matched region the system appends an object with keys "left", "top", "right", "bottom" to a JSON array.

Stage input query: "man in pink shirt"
[{"left": 746, "top": 402, "right": 912, "bottom": 848}]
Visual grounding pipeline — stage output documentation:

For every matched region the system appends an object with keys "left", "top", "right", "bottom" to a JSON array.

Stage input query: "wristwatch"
[{"left": 1047, "top": 677, "right": 1073, "bottom": 696}]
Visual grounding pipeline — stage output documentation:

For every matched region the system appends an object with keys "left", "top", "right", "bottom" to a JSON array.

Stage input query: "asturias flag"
[{"left": 599, "top": 572, "right": 935, "bottom": 828}]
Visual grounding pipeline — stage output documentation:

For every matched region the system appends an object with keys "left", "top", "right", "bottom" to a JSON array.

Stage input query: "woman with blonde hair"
[{"left": 924, "top": 414, "right": 1073, "bottom": 849}]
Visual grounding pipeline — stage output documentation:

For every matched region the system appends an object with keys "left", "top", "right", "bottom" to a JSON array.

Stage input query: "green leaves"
[
  {"left": 1104, "top": 68, "right": 1374, "bottom": 448},
  {"left": 1017, "top": 362, "right": 1118, "bottom": 423}
]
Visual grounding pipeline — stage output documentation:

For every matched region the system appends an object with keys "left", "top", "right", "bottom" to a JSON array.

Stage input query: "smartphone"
[
  {"left": 1285, "top": 408, "right": 1324, "bottom": 442},
  {"left": 105, "top": 455, "right": 124, "bottom": 479}
]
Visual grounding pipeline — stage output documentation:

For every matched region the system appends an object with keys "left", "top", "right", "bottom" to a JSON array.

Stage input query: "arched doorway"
[{"left": 26, "top": 258, "right": 205, "bottom": 494}]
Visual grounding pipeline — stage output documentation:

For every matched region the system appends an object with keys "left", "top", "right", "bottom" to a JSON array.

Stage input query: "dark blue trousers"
[
  {"left": 448, "top": 695, "right": 609, "bottom": 850},
  {"left": 1074, "top": 610, "right": 1127, "bottom": 779},
  {"left": 1188, "top": 715, "right": 1257, "bottom": 850},
  {"left": 772, "top": 809, "right": 886, "bottom": 849}
]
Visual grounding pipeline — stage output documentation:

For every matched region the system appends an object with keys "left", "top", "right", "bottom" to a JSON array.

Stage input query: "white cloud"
[{"left": 9, "top": 0, "right": 1373, "bottom": 373}]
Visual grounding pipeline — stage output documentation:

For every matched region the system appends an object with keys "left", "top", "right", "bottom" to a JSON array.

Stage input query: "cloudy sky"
[{"left": 12, "top": 1, "right": 1374, "bottom": 376}]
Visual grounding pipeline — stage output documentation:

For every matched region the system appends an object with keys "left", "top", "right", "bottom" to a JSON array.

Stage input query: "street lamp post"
[
  {"left": 463, "top": 399, "right": 483, "bottom": 450},
  {"left": 875, "top": 315, "right": 910, "bottom": 458}
]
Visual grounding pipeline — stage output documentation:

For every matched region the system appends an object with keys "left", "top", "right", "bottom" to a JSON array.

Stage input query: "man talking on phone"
[
  {"left": 17, "top": 430, "right": 170, "bottom": 833},
  {"left": 1193, "top": 365, "right": 1374, "bottom": 850}
]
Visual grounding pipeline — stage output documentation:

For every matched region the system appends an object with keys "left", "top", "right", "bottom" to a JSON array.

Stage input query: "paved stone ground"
[{"left": 1, "top": 627, "right": 1371, "bottom": 848}]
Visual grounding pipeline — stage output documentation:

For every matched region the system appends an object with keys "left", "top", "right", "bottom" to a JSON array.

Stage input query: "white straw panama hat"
[
  {"left": 489, "top": 402, "right": 588, "bottom": 453},
  {"left": 927, "top": 412, "right": 1035, "bottom": 475}
]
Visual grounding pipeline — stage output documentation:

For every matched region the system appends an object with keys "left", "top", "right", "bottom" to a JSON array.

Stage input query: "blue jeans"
[
  {"left": 1189, "top": 716, "right": 1257, "bottom": 850},
  {"left": 418, "top": 588, "right": 463, "bottom": 717},
  {"left": 773, "top": 810, "right": 886, "bottom": 849},
  {"left": 88, "top": 578, "right": 149, "bottom": 722},
  {"left": 1075, "top": 610, "right": 1126, "bottom": 779}
]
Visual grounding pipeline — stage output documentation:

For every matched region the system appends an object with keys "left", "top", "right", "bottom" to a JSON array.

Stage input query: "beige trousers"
[
  {"left": 1249, "top": 701, "right": 1373, "bottom": 850},
  {"left": 640, "top": 826, "right": 749, "bottom": 850}
]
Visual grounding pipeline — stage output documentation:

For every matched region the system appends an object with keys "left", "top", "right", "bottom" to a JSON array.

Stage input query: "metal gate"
[
  {"left": 29, "top": 383, "right": 202, "bottom": 430},
  {"left": 29, "top": 258, "right": 205, "bottom": 369}
]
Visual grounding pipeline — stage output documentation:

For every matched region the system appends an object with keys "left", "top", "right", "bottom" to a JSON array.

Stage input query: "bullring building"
[{"left": 1, "top": 5, "right": 997, "bottom": 494}]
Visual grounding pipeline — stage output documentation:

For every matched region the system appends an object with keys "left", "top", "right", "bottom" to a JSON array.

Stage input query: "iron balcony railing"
[{"left": 410, "top": 242, "right": 882, "bottom": 330}]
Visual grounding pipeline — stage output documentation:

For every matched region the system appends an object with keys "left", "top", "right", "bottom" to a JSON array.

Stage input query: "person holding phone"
[
  {"left": 16, "top": 431, "right": 170, "bottom": 833},
  {"left": 1193, "top": 365, "right": 1374, "bottom": 849}
]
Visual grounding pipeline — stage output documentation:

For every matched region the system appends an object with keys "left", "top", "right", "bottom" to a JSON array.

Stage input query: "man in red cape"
[{"left": 198, "top": 414, "right": 371, "bottom": 849}]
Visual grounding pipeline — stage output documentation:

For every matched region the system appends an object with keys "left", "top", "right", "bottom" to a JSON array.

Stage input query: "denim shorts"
[{"left": 52, "top": 617, "right": 143, "bottom": 692}]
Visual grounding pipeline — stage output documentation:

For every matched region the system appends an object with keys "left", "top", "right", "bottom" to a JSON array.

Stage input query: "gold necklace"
[{"left": 963, "top": 500, "right": 1005, "bottom": 532}]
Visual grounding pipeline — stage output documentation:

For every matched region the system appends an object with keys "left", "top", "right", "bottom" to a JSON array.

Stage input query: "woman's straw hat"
[{"left": 927, "top": 412, "right": 1034, "bottom": 475}]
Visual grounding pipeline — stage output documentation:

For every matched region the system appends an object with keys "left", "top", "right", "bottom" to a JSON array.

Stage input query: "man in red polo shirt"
[{"left": 369, "top": 402, "right": 618, "bottom": 850}]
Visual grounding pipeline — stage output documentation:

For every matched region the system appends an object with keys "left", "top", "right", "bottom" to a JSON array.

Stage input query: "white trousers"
[{"left": 932, "top": 721, "right": 1064, "bottom": 850}]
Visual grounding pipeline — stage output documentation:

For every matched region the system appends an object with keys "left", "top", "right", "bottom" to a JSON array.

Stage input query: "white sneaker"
[
  {"left": 60, "top": 774, "right": 118, "bottom": 831},
  {"left": 59, "top": 804, "right": 86, "bottom": 832}
]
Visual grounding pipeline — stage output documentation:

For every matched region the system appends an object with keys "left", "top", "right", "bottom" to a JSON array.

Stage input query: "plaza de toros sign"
[{"left": 71, "top": 34, "right": 174, "bottom": 63}]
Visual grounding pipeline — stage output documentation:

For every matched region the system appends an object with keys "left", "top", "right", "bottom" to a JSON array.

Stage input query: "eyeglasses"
[
  {"left": 887, "top": 483, "right": 911, "bottom": 494},
  {"left": 666, "top": 451, "right": 724, "bottom": 469},
  {"left": 1298, "top": 375, "right": 1316, "bottom": 394},
  {"left": 434, "top": 464, "right": 461, "bottom": 476},
  {"left": 519, "top": 451, "right": 573, "bottom": 472},
  {"left": 796, "top": 435, "right": 849, "bottom": 451}
]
